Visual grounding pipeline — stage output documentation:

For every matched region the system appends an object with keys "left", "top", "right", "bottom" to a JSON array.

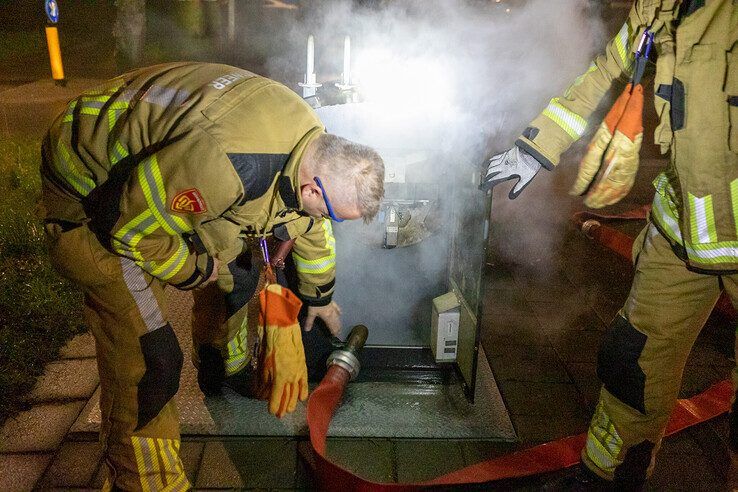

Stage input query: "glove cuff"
[{"left": 515, "top": 140, "right": 554, "bottom": 171}]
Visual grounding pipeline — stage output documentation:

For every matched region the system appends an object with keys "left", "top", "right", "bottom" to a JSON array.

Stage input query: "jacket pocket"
[
  {"left": 653, "top": 39, "right": 676, "bottom": 153},
  {"left": 728, "top": 49, "right": 738, "bottom": 153}
]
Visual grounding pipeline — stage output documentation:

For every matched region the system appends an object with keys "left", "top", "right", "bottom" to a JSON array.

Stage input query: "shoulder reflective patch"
[{"left": 171, "top": 188, "right": 207, "bottom": 214}]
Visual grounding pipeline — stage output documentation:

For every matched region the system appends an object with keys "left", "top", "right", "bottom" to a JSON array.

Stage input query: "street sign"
[{"left": 45, "top": 0, "right": 59, "bottom": 23}]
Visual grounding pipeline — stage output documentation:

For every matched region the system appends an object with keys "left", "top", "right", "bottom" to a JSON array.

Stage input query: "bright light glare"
[{"left": 353, "top": 48, "right": 456, "bottom": 118}]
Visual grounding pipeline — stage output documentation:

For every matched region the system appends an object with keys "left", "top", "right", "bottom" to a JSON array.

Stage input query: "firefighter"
[
  {"left": 482, "top": 0, "right": 737, "bottom": 489},
  {"left": 40, "top": 62, "right": 385, "bottom": 491}
]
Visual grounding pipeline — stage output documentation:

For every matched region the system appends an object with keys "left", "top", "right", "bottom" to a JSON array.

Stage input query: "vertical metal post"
[
  {"left": 227, "top": 0, "right": 235, "bottom": 46},
  {"left": 44, "top": 0, "right": 65, "bottom": 85}
]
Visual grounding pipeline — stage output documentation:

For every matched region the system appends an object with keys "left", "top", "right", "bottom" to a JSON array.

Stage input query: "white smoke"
[{"left": 232, "top": 0, "right": 606, "bottom": 340}]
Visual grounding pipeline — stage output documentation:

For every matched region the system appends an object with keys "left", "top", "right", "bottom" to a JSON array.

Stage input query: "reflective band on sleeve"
[
  {"left": 130, "top": 436, "right": 190, "bottom": 492},
  {"left": 688, "top": 193, "right": 717, "bottom": 244},
  {"left": 54, "top": 142, "right": 95, "bottom": 197},
  {"left": 614, "top": 21, "right": 633, "bottom": 70},
  {"left": 113, "top": 210, "right": 158, "bottom": 262},
  {"left": 120, "top": 258, "right": 166, "bottom": 332},
  {"left": 138, "top": 155, "right": 192, "bottom": 235},
  {"left": 542, "top": 98, "right": 588, "bottom": 139},
  {"left": 293, "top": 252, "right": 336, "bottom": 274},
  {"left": 584, "top": 400, "right": 623, "bottom": 475},
  {"left": 148, "top": 236, "right": 189, "bottom": 281},
  {"left": 293, "top": 220, "right": 337, "bottom": 275}
]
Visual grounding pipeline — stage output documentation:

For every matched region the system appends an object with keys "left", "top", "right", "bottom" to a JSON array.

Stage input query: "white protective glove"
[{"left": 480, "top": 146, "right": 543, "bottom": 199}]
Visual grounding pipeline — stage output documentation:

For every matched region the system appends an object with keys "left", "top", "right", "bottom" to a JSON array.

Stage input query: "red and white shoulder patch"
[{"left": 171, "top": 188, "right": 207, "bottom": 214}]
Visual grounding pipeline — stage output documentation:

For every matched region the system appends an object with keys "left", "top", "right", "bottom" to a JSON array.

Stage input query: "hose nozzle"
[{"left": 326, "top": 324, "right": 368, "bottom": 381}]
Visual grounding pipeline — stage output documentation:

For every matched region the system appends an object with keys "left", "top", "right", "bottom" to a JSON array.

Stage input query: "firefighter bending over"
[{"left": 40, "top": 62, "right": 384, "bottom": 491}]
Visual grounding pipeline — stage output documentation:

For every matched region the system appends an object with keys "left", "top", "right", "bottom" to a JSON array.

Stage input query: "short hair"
[{"left": 311, "top": 133, "right": 385, "bottom": 222}]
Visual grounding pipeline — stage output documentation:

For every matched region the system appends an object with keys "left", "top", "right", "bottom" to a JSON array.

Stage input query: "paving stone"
[
  {"left": 650, "top": 439, "right": 724, "bottom": 490},
  {"left": 489, "top": 344, "right": 570, "bottom": 383},
  {"left": 0, "top": 453, "right": 53, "bottom": 492},
  {"left": 687, "top": 342, "right": 734, "bottom": 368},
  {"left": 59, "top": 331, "right": 97, "bottom": 359},
  {"left": 326, "top": 438, "right": 395, "bottom": 483},
  {"left": 296, "top": 441, "right": 318, "bottom": 489},
  {"left": 0, "top": 401, "right": 85, "bottom": 452},
  {"left": 28, "top": 358, "right": 99, "bottom": 402},
  {"left": 37, "top": 440, "right": 103, "bottom": 487},
  {"left": 564, "top": 362, "right": 601, "bottom": 410},
  {"left": 498, "top": 381, "right": 587, "bottom": 417},
  {"left": 511, "top": 414, "right": 590, "bottom": 445},
  {"left": 179, "top": 440, "right": 204, "bottom": 486},
  {"left": 529, "top": 300, "right": 607, "bottom": 334},
  {"left": 395, "top": 440, "right": 465, "bottom": 482},
  {"left": 679, "top": 364, "right": 724, "bottom": 399},
  {"left": 688, "top": 417, "right": 731, "bottom": 480},
  {"left": 549, "top": 330, "right": 603, "bottom": 364},
  {"left": 195, "top": 439, "right": 297, "bottom": 489},
  {"left": 480, "top": 313, "right": 549, "bottom": 348},
  {"left": 482, "top": 288, "right": 534, "bottom": 316}
]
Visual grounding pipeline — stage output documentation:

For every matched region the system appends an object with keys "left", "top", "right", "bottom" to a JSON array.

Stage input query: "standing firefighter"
[
  {"left": 40, "top": 62, "right": 384, "bottom": 490},
  {"left": 482, "top": 0, "right": 737, "bottom": 489}
]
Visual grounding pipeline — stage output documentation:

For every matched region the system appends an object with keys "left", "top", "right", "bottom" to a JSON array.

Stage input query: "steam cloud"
[{"left": 233, "top": 0, "right": 606, "bottom": 341}]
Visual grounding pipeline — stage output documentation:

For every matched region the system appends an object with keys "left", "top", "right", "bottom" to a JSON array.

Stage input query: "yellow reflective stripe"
[
  {"left": 131, "top": 436, "right": 161, "bottom": 491},
  {"left": 109, "top": 140, "right": 130, "bottom": 166},
  {"left": 688, "top": 193, "right": 717, "bottom": 244},
  {"left": 149, "top": 236, "right": 189, "bottom": 280},
  {"left": 138, "top": 155, "right": 191, "bottom": 235},
  {"left": 542, "top": 98, "right": 587, "bottom": 139},
  {"left": 61, "top": 100, "right": 77, "bottom": 123},
  {"left": 225, "top": 319, "right": 250, "bottom": 376},
  {"left": 113, "top": 210, "right": 157, "bottom": 261},
  {"left": 155, "top": 438, "right": 189, "bottom": 491},
  {"left": 584, "top": 401, "right": 623, "bottom": 475},
  {"left": 731, "top": 178, "right": 738, "bottom": 237},
  {"left": 55, "top": 142, "right": 95, "bottom": 196},
  {"left": 293, "top": 252, "right": 336, "bottom": 274},
  {"left": 614, "top": 21, "right": 632, "bottom": 69}
]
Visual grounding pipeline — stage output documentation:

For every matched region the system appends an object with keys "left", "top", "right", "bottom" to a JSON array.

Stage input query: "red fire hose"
[
  {"left": 571, "top": 206, "right": 737, "bottom": 318},
  {"left": 300, "top": 207, "right": 735, "bottom": 489},
  {"left": 305, "top": 366, "right": 731, "bottom": 490}
]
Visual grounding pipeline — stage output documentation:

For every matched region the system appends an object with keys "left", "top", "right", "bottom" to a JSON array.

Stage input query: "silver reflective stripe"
[
  {"left": 142, "top": 85, "right": 191, "bottom": 107},
  {"left": 120, "top": 258, "right": 166, "bottom": 332}
]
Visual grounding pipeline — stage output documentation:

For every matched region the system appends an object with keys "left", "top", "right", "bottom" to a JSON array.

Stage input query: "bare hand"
[{"left": 304, "top": 301, "right": 342, "bottom": 336}]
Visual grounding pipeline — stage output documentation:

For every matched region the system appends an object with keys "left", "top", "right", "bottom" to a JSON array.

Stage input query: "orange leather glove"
[
  {"left": 570, "top": 83, "right": 644, "bottom": 209},
  {"left": 259, "top": 283, "right": 309, "bottom": 418}
]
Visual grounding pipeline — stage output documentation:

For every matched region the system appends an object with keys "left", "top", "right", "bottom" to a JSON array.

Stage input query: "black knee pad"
[
  {"left": 597, "top": 315, "right": 647, "bottom": 414},
  {"left": 197, "top": 344, "right": 225, "bottom": 396},
  {"left": 136, "top": 324, "right": 183, "bottom": 430}
]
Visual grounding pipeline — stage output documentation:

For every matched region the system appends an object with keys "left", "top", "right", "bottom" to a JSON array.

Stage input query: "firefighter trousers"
[
  {"left": 47, "top": 224, "right": 189, "bottom": 490},
  {"left": 582, "top": 222, "right": 738, "bottom": 486}
]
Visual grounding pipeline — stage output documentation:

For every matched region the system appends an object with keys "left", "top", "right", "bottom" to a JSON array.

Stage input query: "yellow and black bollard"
[{"left": 44, "top": 0, "right": 65, "bottom": 86}]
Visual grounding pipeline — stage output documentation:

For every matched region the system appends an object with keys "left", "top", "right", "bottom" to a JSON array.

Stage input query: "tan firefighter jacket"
[
  {"left": 41, "top": 62, "right": 337, "bottom": 305},
  {"left": 516, "top": 0, "right": 738, "bottom": 272}
]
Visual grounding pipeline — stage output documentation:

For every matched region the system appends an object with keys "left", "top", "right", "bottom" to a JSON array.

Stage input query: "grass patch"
[{"left": 0, "top": 139, "right": 84, "bottom": 423}]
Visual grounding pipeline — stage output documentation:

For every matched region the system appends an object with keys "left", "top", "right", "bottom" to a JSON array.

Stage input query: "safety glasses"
[{"left": 313, "top": 177, "right": 344, "bottom": 222}]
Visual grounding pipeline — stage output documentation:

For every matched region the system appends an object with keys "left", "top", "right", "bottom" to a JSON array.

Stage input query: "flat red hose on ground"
[
  {"left": 305, "top": 372, "right": 732, "bottom": 490},
  {"left": 301, "top": 207, "right": 735, "bottom": 489}
]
